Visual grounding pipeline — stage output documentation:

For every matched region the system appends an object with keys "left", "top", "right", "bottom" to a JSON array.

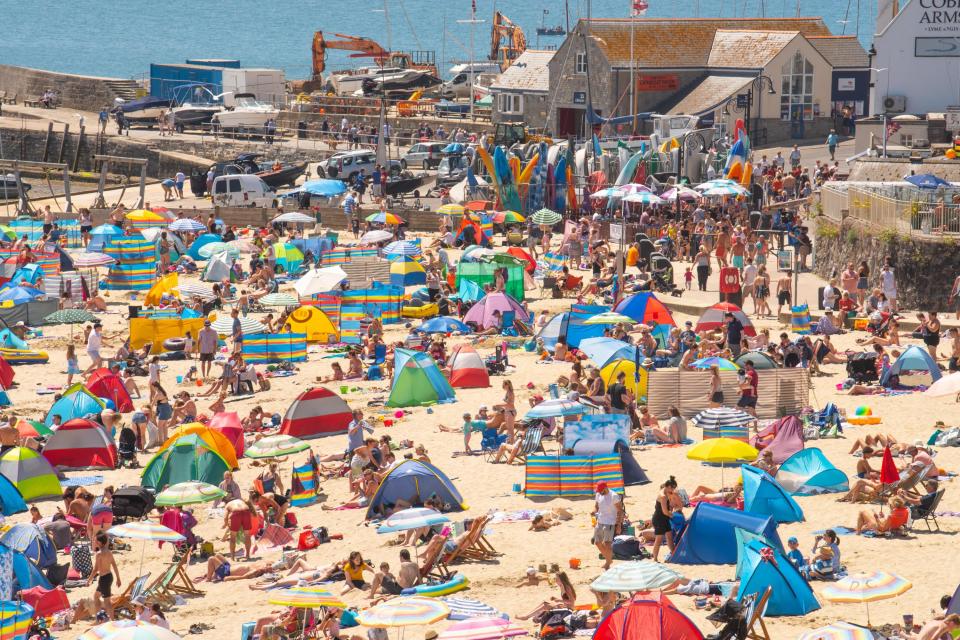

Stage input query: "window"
[
  {"left": 575, "top": 52, "right": 587, "bottom": 74},
  {"left": 498, "top": 93, "right": 523, "bottom": 115},
  {"left": 228, "top": 179, "right": 241, "bottom": 193},
  {"left": 779, "top": 52, "right": 815, "bottom": 122},
  {"left": 214, "top": 180, "right": 227, "bottom": 194},
  {"left": 899, "top": 134, "right": 913, "bottom": 146}
]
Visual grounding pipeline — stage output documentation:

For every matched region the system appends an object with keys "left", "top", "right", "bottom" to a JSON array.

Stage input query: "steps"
[{"left": 105, "top": 79, "right": 141, "bottom": 101}]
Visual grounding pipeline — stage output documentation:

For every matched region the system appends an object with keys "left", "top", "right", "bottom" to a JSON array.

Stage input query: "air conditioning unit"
[{"left": 883, "top": 95, "right": 907, "bottom": 113}]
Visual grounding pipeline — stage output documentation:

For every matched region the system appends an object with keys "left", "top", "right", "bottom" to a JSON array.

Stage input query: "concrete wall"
[
  {"left": 847, "top": 157, "right": 960, "bottom": 182},
  {"left": 0, "top": 65, "right": 128, "bottom": 112}
]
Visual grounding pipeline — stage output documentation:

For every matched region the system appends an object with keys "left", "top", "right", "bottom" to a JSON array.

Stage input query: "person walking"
[
  {"left": 591, "top": 481, "right": 623, "bottom": 570},
  {"left": 826, "top": 129, "right": 839, "bottom": 161},
  {"left": 776, "top": 270, "right": 793, "bottom": 317},
  {"left": 197, "top": 320, "right": 218, "bottom": 380}
]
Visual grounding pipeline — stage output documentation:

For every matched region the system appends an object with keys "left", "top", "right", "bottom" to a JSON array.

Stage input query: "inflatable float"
[
  {"left": 846, "top": 417, "right": 882, "bottom": 425},
  {"left": 401, "top": 573, "right": 468, "bottom": 597},
  {"left": 0, "top": 348, "right": 49, "bottom": 364},
  {"left": 402, "top": 303, "right": 439, "bottom": 319}
]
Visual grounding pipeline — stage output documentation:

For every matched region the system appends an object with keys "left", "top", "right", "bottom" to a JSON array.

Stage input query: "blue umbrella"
[
  {"left": 415, "top": 316, "right": 472, "bottom": 334},
  {"left": 384, "top": 240, "right": 422, "bottom": 258},
  {"left": 0, "top": 524, "right": 56, "bottom": 568},
  {"left": 0, "top": 286, "right": 44, "bottom": 304},
  {"left": 578, "top": 337, "right": 641, "bottom": 369},
  {"left": 301, "top": 179, "right": 348, "bottom": 197},
  {"left": 904, "top": 173, "right": 953, "bottom": 189},
  {"left": 87, "top": 224, "right": 124, "bottom": 251},
  {"left": 168, "top": 218, "right": 207, "bottom": 232}
]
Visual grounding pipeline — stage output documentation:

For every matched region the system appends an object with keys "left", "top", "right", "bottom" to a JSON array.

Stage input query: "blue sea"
[{"left": 0, "top": 0, "right": 875, "bottom": 80}]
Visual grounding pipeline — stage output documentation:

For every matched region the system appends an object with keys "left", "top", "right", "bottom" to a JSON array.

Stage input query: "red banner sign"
[
  {"left": 719, "top": 267, "right": 741, "bottom": 294},
  {"left": 636, "top": 74, "right": 680, "bottom": 92}
]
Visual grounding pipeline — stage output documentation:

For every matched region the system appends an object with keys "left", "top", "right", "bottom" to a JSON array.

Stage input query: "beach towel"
[
  {"left": 260, "top": 523, "right": 294, "bottom": 548},
  {"left": 61, "top": 475, "right": 104, "bottom": 487},
  {"left": 814, "top": 526, "right": 856, "bottom": 536}
]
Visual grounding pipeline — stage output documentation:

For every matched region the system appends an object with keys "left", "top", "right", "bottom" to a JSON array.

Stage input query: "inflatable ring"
[
  {"left": 0, "top": 348, "right": 49, "bottom": 364},
  {"left": 847, "top": 417, "right": 881, "bottom": 425},
  {"left": 163, "top": 338, "right": 187, "bottom": 352},
  {"left": 401, "top": 573, "right": 468, "bottom": 597}
]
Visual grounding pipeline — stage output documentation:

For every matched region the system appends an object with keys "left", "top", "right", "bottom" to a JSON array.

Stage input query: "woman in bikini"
[
  {"left": 494, "top": 380, "right": 517, "bottom": 443},
  {"left": 517, "top": 571, "right": 576, "bottom": 621}
]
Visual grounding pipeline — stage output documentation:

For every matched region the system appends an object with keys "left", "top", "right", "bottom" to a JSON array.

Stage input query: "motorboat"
[
  {"left": 385, "top": 170, "right": 426, "bottom": 197},
  {"left": 171, "top": 102, "right": 223, "bottom": 130},
  {"left": 360, "top": 69, "right": 442, "bottom": 97},
  {"left": 209, "top": 154, "right": 306, "bottom": 189},
  {"left": 329, "top": 66, "right": 405, "bottom": 96},
  {"left": 112, "top": 95, "right": 174, "bottom": 124},
  {"left": 210, "top": 94, "right": 279, "bottom": 131}
]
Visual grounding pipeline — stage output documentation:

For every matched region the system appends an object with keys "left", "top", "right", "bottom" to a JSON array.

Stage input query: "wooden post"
[
  {"left": 136, "top": 162, "right": 147, "bottom": 209},
  {"left": 93, "top": 158, "right": 109, "bottom": 209},
  {"left": 57, "top": 124, "right": 70, "bottom": 164},
  {"left": 72, "top": 125, "right": 85, "bottom": 173},
  {"left": 42, "top": 122, "right": 53, "bottom": 162},
  {"left": 63, "top": 167, "right": 73, "bottom": 213}
]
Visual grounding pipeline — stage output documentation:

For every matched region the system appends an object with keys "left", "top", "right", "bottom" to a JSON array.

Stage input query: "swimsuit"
[{"left": 96, "top": 573, "right": 113, "bottom": 597}]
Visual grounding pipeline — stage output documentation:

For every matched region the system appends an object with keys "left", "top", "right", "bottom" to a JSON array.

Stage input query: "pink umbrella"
[
  {"left": 210, "top": 412, "right": 245, "bottom": 457},
  {"left": 438, "top": 618, "right": 528, "bottom": 640}
]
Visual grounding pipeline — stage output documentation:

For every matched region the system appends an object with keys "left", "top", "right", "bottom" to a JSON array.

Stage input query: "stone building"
[
  {"left": 490, "top": 50, "right": 553, "bottom": 131},
  {"left": 546, "top": 17, "right": 867, "bottom": 144}
]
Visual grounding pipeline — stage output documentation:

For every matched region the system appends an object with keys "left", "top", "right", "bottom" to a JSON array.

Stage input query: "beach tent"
[
  {"left": 85, "top": 368, "right": 134, "bottom": 413},
  {"left": 282, "top": 306, "right": 339, "bottom": 343},
  {"left": 273, "top": 242, "right": 305, "bottom": 274},
  {"left": 751, "top": 415, "right": 804, "bottom": 463},
  {"left": 0, "top": 354, "right": 14, "bottom": 389},
  {"left": 737, "top": 538, "right": 820, "bottom": 616},
  {"left": 187, "top": 233, "right": 221, "bottom": 260},
  {"left": 734, "top": 351, "right": 778, "bottom": 370},
  {"left": 44, "top": 383, "right": 106, "bottom": 426},
  {"left": 536, "top": 304, "right": 609, "bottom": 351},
  {"left": 695, "top": 302, "right": 757, "bottom": 337},
  {"left": 5, "top": 546, "right": 53, "bottom": 591},
  {"left": 505, "top": 247, "right": 537, "bottom": 273},
  {"left": 280, "top": 387, "right": 352, "bottom": 439},
  {"left": 880, "top": 344, "right": 942, "bottom": 387},
  {"left": 390, "top": 256, "right": 426, "bottom": 287},
  {"left": 670, "top": 502, "right": 782, "bottom": 565},
  {"left": 365, "top": 460, "right": 466, "bottom": 519},
  {"left": 593, "top": 592, "right": 704, "bottom": 640},
  {"left": 447, "top": 345, "right": 490, "bottom": 388},
  {"left": 613, "top": 292, "right": 677, "bottom": 326},
  {"left": 242, "top": 333, "right": 308, "bottom": 364},
  {"left": 578, "top": 337, "right": 641, "bottom": 369},
  {"left": 0, "top": 447, "right": 61, "bottom": 501},
  {"left": 166, "top": 423, "right": 240, "bottom": 470},
  {"left": 775, "top": 448, "right": 849, "bottom": 495},
  {"left": 524, "top": 455, "right": 625, "bottom": 497},
  {"left": 41, "top": 419, "right": 117, "bottom": 470},
  {"left": 740, "top": 465, "right": 804, "bottom": 523},
  {"left": 129, "top": 316, "right": 207, "bottom": 354},
  {"left": 202, "top": 251, "right": 235, "bottom": 283},
  {"left": 463, "top": 292, "right": 528, "bottom": 330},
  {"left": 456, "top": 262, "right": 525, "bottom": 301},
  {"left": 0, "top": 473, "right": 26, "bottom": 516},
  {"left": 144, "top": 272, "right": 179, "bottom": 307},
  {"left": 141, "top": 433, "right": 231, "bottom": 489},
  {"left": 600, "top": 359, "right": 649, "bottom": 403},
  {"left": 209, "top": 412, "right": 245, "bottom": 457},
  {"left": 450, "top": 278, "right": 485, "bottom": 303},
  {"left": 0, "top": 524, "right": 57, "bottom": 569},
  {"left": 614, "top": 441, "right": 651, "bottom": 486},
  {"left": 388, "top": 349, "right": 456, "bottom": 407}
]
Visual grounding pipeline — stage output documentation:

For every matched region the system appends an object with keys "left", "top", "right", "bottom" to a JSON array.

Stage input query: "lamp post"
[
  {"left": 870, "top": 66, "right": 889, "bottom": 158},
  {"left": 743, "top": 75, "right": 776, "bottom": 140}
]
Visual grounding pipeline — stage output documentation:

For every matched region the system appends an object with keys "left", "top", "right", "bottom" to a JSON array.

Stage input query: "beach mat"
[{"left": 814, "top": 526, "right": 856, "bottom": 536}]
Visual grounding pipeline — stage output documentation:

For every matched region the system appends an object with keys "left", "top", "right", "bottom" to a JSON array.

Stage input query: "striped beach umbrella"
[
  {"left": 366, "top": 211, "right": 404, "bottom": 225},
  {"left": 582, "top": 312, "right": 635, "bottom": 326},
  {"left": 699, "top": 183, "right": 750, "bottom": 197},
  {"left": 798, "top": 622, "right": 877, "bottom": 640},
  {"left": 154, "top": 482, "right": 226, "bottom": 507},
  {"left": 690, "top": 407, "right": 755, "bottom": 431},
  {"left": 437, "top": 204, "right": 465, "bottom": 216},
  {"left": 273, "top": 212, "right": 316, "bottom": 224},
  {"left": 79, "top": 619, "right": 149, "bottom": 640},
  {"left": 691, "top": 357, "right": 740, "bottom": 371},
  {"left": 174, "top": 282, "right": 215, "bottom": 300},
  {"left": 87, "top": 624, "right": 182, "bottom": 640},
  {"left": 438, "top": 618, "right": 527, "bottom": 640},
  {"left": 695, "top": 302, "right": 756, "bottom": 337},
  {"left": 384, "top": 241, "right": 423, "bottom": 258},
  {"left": 491, "top": 211, "right": 525, "bottom": 224},
  {"left": 377, "top": 508, "right": 450, "bottom": 534},
  {"left": 268, "top": 586, "right": 347, "bottom": 609},
  {"left": 590, "top": 561, "right": 684, "bottom": 593},
  {"left": 259, "top": 293, "right": 299, "bottom": 307},
  {"left": 211, "top": 316, "right": 265, "bottom": 335},
  {"left": 530, "top": 208, "right": 561, "bottom": 225},
  {"left": 70, "top": 252, "right": 116, "bottom": 268},
  {"left": 660, "top": 186, "right": 701, "bottom": 202},
  {"left": 822, "top": 571, "right": 912, "bottom": 626},
  {"left": 107, "top": 522, "right": 185, "bottom": 542},
  {"left": 361, "top": 229, "right": 394, "bottom": 244},
  {"left": 440, "top": 598, "right": 505, "bottom": 621},
  {"left": 14, "top": 419, "right": 51, "bottom": 439},
  {"left": 622, "top": 192, "right": 666, "bottom": 206},
  {"left": 168, "top": 218, "right": 207, "bottom": 233},
  {"left": 357, "top": 597, "right": 450, "bottom": 627},
  {"left": 526, "top": 398, "right": 586, "bottom": 419},
  {"left": 246, "top": 434, "right": 310, "bottom": 459},
  {"left": 198, "top": 242, "right": 240, "bottom": 259}
]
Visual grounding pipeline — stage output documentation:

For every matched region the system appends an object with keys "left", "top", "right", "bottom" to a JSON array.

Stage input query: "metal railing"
[
  {"left": 819, "top": 183, "right": 960, "bottom": 235},
  {"left": 287, "top": 94, "right": 492, "bottom": 123}
]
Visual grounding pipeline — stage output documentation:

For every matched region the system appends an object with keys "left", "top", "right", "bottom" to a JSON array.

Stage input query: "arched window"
[{"left": 780, "top": 52, "right": 814, "bottom": 121}]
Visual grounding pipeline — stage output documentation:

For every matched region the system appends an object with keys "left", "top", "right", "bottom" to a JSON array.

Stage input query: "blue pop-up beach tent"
[
  {"left": 0, "top": 474, "right": 26, "bottom": 517},
  {"left": 775, "top": 448, "right": 849, "bottom": 496},
  {"left": 737, "top": 538, "right": 820, "bottom": 616},
  {"left": 741, "top": 465, "right": 804, "bottom": 523},
  {"left": 670, "top": 502, "right": 782, "bottom": 565},
  {"left": 365, "top": 460, "right": 465, "bottom": 519},
  {"left": 880, "top": 344, "right": 942, "bottom": 387},
  {"left": 44, "top": 383, "right": 106, "bottom": 426},
  {"left": 536, "top": 304, "right": 609, "bottom": 351}
]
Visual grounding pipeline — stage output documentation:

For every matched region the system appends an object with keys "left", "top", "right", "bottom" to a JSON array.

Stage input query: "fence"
[{"left": 819, "top": 183, "right": 960, "bottom": 236}]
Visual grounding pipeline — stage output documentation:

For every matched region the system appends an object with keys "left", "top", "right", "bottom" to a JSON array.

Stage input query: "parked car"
[
  {"left": 401, "top": 142, "right": 447, "bottom": 169},
  {"left": 317, "top": 150, "right": 402, "bottom": 182},
  {"left": 211, "top": 174, "right": 277, "bottom": 208}
]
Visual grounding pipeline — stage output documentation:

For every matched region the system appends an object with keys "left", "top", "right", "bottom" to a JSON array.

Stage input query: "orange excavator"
[
  {"left": 490, "top": 12, "right": 527, "bottom": 71},
  {"left": 311, "top": 31, "right": 438, "bottom": 80}
]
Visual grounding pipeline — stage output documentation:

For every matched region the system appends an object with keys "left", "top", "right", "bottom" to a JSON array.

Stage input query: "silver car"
[{"left": 401, "top": 142, "right": 447, "bottom": 170}]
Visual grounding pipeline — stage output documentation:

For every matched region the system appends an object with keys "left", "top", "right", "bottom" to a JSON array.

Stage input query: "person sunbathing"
[
  {"left": 840, "top": 477, "right": 884, "bottom": 503},
  {"left": 197, "top": 554, "right": 276, "bottom": 582},
  {"left": 855, "top": 496, "right": 909, "bottom": 534},
  {"left": 854, "top": 447, "right": 880, "bottom": 480},
  {"left": 516, "top": 571, "right": 576, "bottom": 621},
  {"left": 529, "top": 514, "right": 558, "bottom": 531},
  {"left": 849, "top": 434, "right": 898, "bottom": 455},
  {"left": 248, "top": 562, "right": 342, "bottom": 590},
  {"left": 689, "top": 483, "right": 742, "bottom": 504}
]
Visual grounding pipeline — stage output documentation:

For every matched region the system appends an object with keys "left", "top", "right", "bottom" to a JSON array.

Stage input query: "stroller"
[
  {"left": 485, "top": 344, "right": 509, "bottom": 375},
  {"left": 111, "top": 487, "right": 155, "bottom": 523},
  {"left": 866, "top": 311, "right": 893, "bottom": 336},
  {"left": 117, "top": 426, "right": 138, "bottom": 468}
]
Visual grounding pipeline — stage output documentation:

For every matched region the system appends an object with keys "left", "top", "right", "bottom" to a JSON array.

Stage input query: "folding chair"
[
  {"left": 514, "top": 426, "right": 546, "bottom": 464},
  {"left": 368, "top": 343, "right": 386, "bottom": 365},
  {"left": 744, "top": 587, "right": 772, "bottom": 640},
  {"left": 113, "top": 572, "right": 152, "bottom": 619},
  {"left": 500, "top": 311, "right": 518, "bottom": 337},
  {"left": 562, "top": 275, "right": 583, "bottom": 296},
  {"left": 540, "top": 276, "right": 557, "bottom": 298},
  {"left": 910, "top": 488, "right": 945, "bottom": 531},
  {"left": 418, "top": 534, "right": 451, "bottom": 581},
  {"left": 480, "top": 428, "right": 507, "bottom": 462}
]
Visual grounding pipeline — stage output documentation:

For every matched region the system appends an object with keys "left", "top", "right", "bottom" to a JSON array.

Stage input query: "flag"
[
  {"left": 631, "top": 0, "right": 649, "bottom": 16},
  {"left": 592, "top": 134, "right": 603, "bottom": 157}
]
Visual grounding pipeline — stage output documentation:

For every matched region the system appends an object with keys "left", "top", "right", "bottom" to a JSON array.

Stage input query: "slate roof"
[
  {"left": 490, "top": 50, "right": 554, "bottom": 92},
  {"left": 808, "top": 35, "right": 870, "bottom": 68}
]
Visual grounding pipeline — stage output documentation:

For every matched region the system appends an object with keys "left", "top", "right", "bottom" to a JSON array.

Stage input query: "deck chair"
[
  {"left": 562, "top": 275, "right": 583, "bottom": 296},
  {"left": 112, "top": 572, "right": 151, "bottom": 619},
  {"left": 418, "top": 534, "right": 451, "bottom": 581},
  {"left": 882, "top": 465, "right": 929, "bottom": 499},
  {"left": 514, "top": 426, "right": 546, "bottom": 463},
  {"left": 143, "top": 552, "right": 203, "bottom": 607},
  {"left": 440, "top": 515, "right": 492, "bottom": 567},
  {"left": 910, "top": 488, "right": 945, "bottom": 531},
  {"left": 744, "top": 587, "right": 772, "bottom": 640},
  {"left": 367, "top": 343, "right": 386, "bottom": 364}
]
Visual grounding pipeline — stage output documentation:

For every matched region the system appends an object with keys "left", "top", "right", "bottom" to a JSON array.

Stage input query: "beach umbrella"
[
  {"left": 273, "top": 212, "right": 317, "bottom": 224},
  {"left": 821, "top": 571, "right": 912, "bottom": 626},
  {"left": 690, "top": 407, "right": 754, "bottom": 430},
  {"left": 228, "top": 239, "right": 260, "bottom": 254},
  {"left": 80, "top": 621, "right": 182, "bottom": 640},
  {"left": 526, "top": 398, "right": 586, "bottom": 419},
  {"left": 590, "top": 561, "right": 685, "bottom": 593},
  {"left": 491, "top": 211, "right": 525, "bottom": 224},
  {"left": 583, "top": 312, "right": 635, "bottom": 326},
  {"left": 415, "top": 316, "right": 472, "bottom": 334},
  {"left": 294, "top": 266, "right": 348, "bottom": 297},
  {"left": 168, "top": 218, "right": 207, "bottom": 233},
  {"left": 438, "top": 618, "right": 527, "bottom": 640},
  {"left": 437, "top": 204, "right": 465, "bottom": 216},
  {"left": 126, "top": 209, "right": 168, "bottom": 222},
  {"left": 686, "top": 437, "right": 758, "bottom": 485},
  {"left": 259, "top": 292, "right": 299, "bottom": 307},
  {"left": 440, "top": 598, "right": 505, "bottom": 621},
  {"left": 174, "top": 282, "right": 215, "bottom": 300},
  {"left": 622, "top": 192, "right": 666, "bottom": 206},
  {"left": 210, "top": 316, "right": 265, "bottom": 335},
  {"left": 198, "top": 242, "right": 240, "bottom": 259},
  {"left": 377, "top": 508, "right": 450, "bottom": 534},
  {"left": 904, "top": 173, "right": 952, "bottom": 189},
  {"left": 700, "top": 184, "right": 749, "bottom": 197},
  {"left": 361, "top": 229, "right": 394, "bottom": 244},
  {"left": 70, "top": 252, "right": 116, "bottom": 268},
  {"left": 617, "top": 183, "right": 653, "bottom": 196},
  {"left": 154, "top": 481, "right": 226, "bottom": 507},
  {"left": 384, "top": 241, "right": 423, "bottom": 257},
  {"left": 108, "top": 522, "right": 185, "bottom": 542},
  {"left": 301, "top": 179, "right": 348, "bottom": 197},
  {"left": 798, "top": 622, "right": 877, "bottom": 640},
  {"left": 79, "top": 619, "right": 155, "bottom": 640},
  {"left": 924, "top": 371, "right": 960, "bottom": 399},
  {"left": 15, "top": 418, "right": 51, "bottom": 439},
  {"left": 357, "top": 596, "right": 450, "bottom": 627},
  {"left": 660, "top": 186, "right": 701, "bottom": 202},
  {"left": 691, "top": 357, "right": 740, "bottom": 371},
  {"left": 460, "top": 246, "right": 498, "bottom": 262},
  {"left": 589, "top": 187, "right": 622, "bottom": 200},
  {"left": 44, "top": 309, "right": 97, "bottom": 325},
  {"left": 268, "top": 586, "right": 347, "bottom": 609},
  {"left": 530, "top": 208, "right": 561, "bottom": 225},
  {"left": 366, "top": 211, "right": 404, "bottom": 225},
  {"left": 245, "top": 434, "right": 310, "bottom": 459}
]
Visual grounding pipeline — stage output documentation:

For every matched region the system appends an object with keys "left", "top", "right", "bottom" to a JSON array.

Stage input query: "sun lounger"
[
  {"left": 910, "top": 488, "right": 945, "bottom": 531},
  {"left": 112, "top": 572, "right": 151, "bottom": 619}
]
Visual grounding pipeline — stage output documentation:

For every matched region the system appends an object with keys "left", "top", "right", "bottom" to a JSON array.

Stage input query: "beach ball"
[
  {"left": 100, "top": 398, "right": 116, "bottom": 410},
  {"left": 394, "top": 410, "right": 404, "bottom": 419},
  {"left": 855, "top": 405, "right": 872, "bottom": 416}
]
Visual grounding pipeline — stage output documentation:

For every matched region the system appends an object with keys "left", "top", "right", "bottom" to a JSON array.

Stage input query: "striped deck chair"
[
  {"left": 418, "top": 534, "right": 451, "bottom": 581},
  {"left": 440, "top": 515, "right": 492, "bottom": 567},
  {"left": 143, "top": 552, "right": 203, "bottom": 607},
  {"left": 514, "top": 426, "right": 546, "bottom": 464},
  {"left": 112, "top": 572, "right": 151, "bottom": 619}
]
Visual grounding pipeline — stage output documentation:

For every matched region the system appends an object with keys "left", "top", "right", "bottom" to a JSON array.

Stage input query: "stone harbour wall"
[{"left": 0, "top": 65, "right": 130, "bottom": 112}]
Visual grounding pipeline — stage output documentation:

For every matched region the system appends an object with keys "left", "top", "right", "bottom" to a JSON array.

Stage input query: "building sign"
[
  {"left": 915, "top": 36, "right": 960, "bottom": 56},
  {"left": 918, "top": 0, "right": 960, "bottom": 26},
  {"left": 947, "top": 111, "right": 960, "bottom": 131},
  {"left": 736, "top": 93, "right": 750, "bottom": 109},
  {"left": 636, "top": 74, "right": 679, "bottom": 92},
  {"left": 608, "top": 222, "right": 623, "bottom": 242},
  {"left": 573, "top": 91, "right": 586, "bottom": 104},
  {"left": 837, "top": 77, "right": 857, "bottom": 91}
]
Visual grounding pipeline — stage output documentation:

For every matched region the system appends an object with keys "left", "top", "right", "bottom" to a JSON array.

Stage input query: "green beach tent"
[
  {"left": 141, "top": 433, "right": 230, "bottom": 490},
  {"left": 0, "top": 447, "right": 61, "bottom": 501},
  {"left": 387, "top": 349, "right": 456, "bottom": 408}
]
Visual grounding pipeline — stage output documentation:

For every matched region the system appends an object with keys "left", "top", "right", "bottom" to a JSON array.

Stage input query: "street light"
[
  {"left": 870, "top": 67, "right": 890, "bottom": 157},
  {"left": 743, "top": 75, "right": 776, "bottom": 140}
]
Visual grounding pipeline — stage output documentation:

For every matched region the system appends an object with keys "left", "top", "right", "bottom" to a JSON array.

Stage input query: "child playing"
[
  {"left": 89, "top": 532, "right": 121, "bottom": 619},
  {"left": 806, "top": 545, "right": 835, "bottom": 580},
  {"left": 65, "top": 344, "right": 80, "bottom": 386},
  {"left": 785, "top": 536, "right": 805, "bottom": 570},
  {"left": 684, "top": 267, "right": 693, "bottom": 291},
  {"left": 438, "top": 412, "right": 487, "bottom": 454}
]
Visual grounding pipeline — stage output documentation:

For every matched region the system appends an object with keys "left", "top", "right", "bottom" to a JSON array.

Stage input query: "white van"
[{"left": 211, "top": 174, "right": 277, "bottom": 208}]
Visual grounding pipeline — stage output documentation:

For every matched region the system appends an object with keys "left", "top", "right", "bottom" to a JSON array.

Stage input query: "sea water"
[{"left": 0, "top": 0, "right": 875, "bottom": 81}]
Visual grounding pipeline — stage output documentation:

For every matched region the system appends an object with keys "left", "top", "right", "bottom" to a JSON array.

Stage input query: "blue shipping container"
[{"left": 150, "top": 64, "right": 224, "bottom": 102}]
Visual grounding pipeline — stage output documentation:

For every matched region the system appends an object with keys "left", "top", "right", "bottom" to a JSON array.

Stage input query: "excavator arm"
[
  {"left": 312, "top": 31, "right": 390, "bottom": 79},
  {"left": 489, "top": 12, "right": 527, "bottom": 71}
]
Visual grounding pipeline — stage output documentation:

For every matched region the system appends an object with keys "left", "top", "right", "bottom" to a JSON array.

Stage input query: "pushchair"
[
  {"left": 117, "top": 426, "right": 138, "bottom": 468},
  {"left": 111, "top": 486, "right": 155, "bottom": 523},
  {"left": 485, "top": 344, "right": 509, "bottom": 375},
  {"left": 866, "top": 311, "right": 893, "bottom": 336}
]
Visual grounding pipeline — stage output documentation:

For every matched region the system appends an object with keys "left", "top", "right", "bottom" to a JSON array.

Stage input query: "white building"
[{"left": 872, "top": 0, "right": 960, "bottom": 115}]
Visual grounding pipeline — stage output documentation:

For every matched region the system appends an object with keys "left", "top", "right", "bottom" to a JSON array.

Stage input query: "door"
[
  {"left": 556, "top": 107, "right": 585, "bottom": 138},
  {"left": 790, "top": 105, "right": 805, "bottom": 139}
]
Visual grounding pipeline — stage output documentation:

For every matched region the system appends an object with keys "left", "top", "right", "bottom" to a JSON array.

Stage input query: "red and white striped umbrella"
[
  {"left": 695, "top": 302, "right": 756, "bottom": 337},
  {"left": 438, "top": 618, "right": 527, "bottom": 640}
]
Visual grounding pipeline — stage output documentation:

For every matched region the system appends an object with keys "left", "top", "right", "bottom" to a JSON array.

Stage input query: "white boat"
[
  {"left": 211, "top": 94, "right": 279, "bottom": 130},
  {"left": 171, "top": 103, "right": 224, "bottom": 129},
  {"left": 329, "top": 66, "right": 404, "bottom": 96}
]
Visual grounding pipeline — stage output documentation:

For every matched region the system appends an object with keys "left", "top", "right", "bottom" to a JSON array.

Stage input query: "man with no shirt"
[{"left": 776, "top": 270, "right": 793, "bottom": 317}]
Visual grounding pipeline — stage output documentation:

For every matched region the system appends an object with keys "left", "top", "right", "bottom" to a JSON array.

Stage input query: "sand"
[{"left": 6, "top": 232, "right": 958, "bottom": 640}]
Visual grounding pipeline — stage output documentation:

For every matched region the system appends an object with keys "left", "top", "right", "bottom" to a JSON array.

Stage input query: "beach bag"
[
  {"left": 297, "top": 529, "right": 319, "bottom": 551},
  {"left": 70, "top": 542, "right": 92, "bottom": 579},
  {"left": 284, "top": 512, "right": 298, "bottom": 528}
]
